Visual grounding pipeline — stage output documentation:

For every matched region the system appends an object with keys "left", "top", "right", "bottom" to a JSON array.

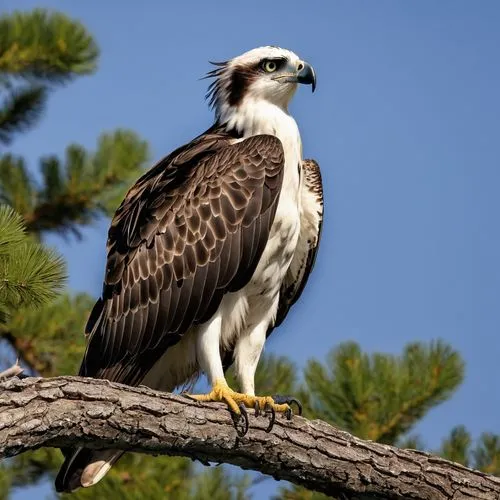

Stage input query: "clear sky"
[{"left": 4, "top": 1, "right": 500, "bottom": 498}]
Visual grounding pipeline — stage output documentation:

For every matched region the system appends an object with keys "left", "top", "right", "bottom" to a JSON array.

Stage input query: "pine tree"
[
  {"left": 0, "top": 9, "right": 98, "bottom": 146},
  {"left": 274, "top": 342, "right": 500, "bottom": 499},
  {"left": 0, "top": 204, "right": 66, "bottom": 498}
]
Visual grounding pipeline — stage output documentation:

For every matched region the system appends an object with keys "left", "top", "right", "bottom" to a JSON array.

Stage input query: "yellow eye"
[{"left": 262, "top": 60, "right": 277, "bottom": 73}]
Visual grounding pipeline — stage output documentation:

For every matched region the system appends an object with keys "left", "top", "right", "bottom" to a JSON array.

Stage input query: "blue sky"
[{"left": 4, "top": 1, "right": 500, "bottom": 498}]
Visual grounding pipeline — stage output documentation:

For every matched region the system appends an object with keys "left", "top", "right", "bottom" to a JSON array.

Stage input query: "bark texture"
[{"left": 0, "top": 376, "right": 498, "bottom": 499}]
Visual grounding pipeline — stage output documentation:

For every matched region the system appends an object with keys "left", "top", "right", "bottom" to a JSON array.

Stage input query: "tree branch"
[
  {"left": 0, "top": 360, "right": 23, "bottom": 379},
  {"left": 0, "top": 376, "right": 498, "bottom": 499}
]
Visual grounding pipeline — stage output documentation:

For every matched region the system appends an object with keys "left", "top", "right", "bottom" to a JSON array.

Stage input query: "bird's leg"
[
  {"left": 232, "top": 318, "right": 302, "bottom": 431},
  {"left": 186, "top": 309, "right": 301, "bottom": 435},
  {"left": 185, "top": 313, "right": 249, "bottom": 436}
]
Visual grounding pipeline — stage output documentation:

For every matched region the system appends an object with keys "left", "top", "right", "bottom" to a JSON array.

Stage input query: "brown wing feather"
[{"left": 80, "top": 126, "right": 284, "bottom": 386}]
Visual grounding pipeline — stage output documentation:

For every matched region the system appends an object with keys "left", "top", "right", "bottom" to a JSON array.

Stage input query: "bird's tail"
[{"left": 55, "top": 448, "right": 124, "bottom": 492}]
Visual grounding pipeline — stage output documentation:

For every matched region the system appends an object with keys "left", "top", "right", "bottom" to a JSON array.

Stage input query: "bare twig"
[
  {"left": 0, "top": 376, "right": 498, "bottom": 499},
  {"left": 0, "top": 359, "right": 23, "bottom": 379}
]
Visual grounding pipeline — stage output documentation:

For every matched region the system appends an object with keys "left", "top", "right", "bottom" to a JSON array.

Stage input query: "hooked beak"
[{"left": 297, "top": 61, "right": 316, "bottom": 92}]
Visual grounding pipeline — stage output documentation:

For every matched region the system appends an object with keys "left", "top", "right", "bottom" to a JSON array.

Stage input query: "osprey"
[{"left": 56, "top": 46, "right": 323, "bottom": 492}]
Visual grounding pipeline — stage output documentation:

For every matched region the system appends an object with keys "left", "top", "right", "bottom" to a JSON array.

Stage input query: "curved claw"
[
  {"left": 264, "top": 402, "right": 276, "bottom": 433},
  {"left": 272, "top": 395, "right": 303, "bottom": 416},
  {"left": 254, "top": 401, "right": 260, "bottom": 417},
  {"left": 231, "top": 403, "right": 249, "bottom": 437},
  {"left": 290, "top": 397, "right": 303, "bottom": 416}
]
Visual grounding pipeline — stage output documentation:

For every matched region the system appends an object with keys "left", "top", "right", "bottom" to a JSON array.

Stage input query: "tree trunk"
[{"left": 0, "top": 376, "right": 498, "bottom": 499}]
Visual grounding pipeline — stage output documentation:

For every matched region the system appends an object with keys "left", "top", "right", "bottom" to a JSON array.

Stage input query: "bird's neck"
[
  {"left": 219, "top": 99, "right": 303, "bottom": 193},
  {"left": 219, "top": 98, "right": 290, "bottom": 137}
]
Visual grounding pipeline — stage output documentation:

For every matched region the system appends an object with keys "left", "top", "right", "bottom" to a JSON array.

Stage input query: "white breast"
[{"left": 232, "top": 99, "right": 304, "bottom": 302}]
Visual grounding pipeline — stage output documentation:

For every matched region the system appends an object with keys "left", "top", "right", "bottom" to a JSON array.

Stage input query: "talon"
[
  {"left": 254, "top": 401, "right": 260, "bottom": 417},
  {"left": 272, "top": 395, "right": 303, "bottom": 416},
  {"left": 232, "top": 404, "right": 249, "bottom": 437},
  {"left": 264, "top": 402, "right": 276, "bottom": 432},
  {"left": 287, "top": 397, "right": 303, "bottom": 416},
  {"left": 186, "top": 382, "right": 301, "bottom": 436},
  {"left": 187, "top": 380, "right": 255, "bottom": 437}
]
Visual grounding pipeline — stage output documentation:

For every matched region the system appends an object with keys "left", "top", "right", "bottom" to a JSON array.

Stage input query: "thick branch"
[{"left": 0, "top": 377, "right": 498, "bottom": 499}]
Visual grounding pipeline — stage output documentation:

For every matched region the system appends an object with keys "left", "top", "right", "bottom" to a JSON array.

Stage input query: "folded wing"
[{"left": 80, "top": 127, "right": 285, "bottom": 387}]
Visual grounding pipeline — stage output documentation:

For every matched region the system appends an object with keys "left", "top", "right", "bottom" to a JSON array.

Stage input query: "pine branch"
[
  {"left": 0, "top": 84, "right": 47, "bottom": 144},
  {"left": 0, "top": 9, "right": 98, "bottom": 83},
  {"left": 440, "top": 426, "right": 472, "bottom": 467},
  {"left": 0, "top": 156, "right": 35, "bottom": 222},
  {"left": 0, "top": 376, "right": 499, "bottom": 500},
  {"left": 303, "top": 341, "right": 464, "bottom": 443},
  {"left": 0, "top": 204, "right": 26, "bottom": 254},
  {"left": 473, "top": 433, "right": 500, "bottom": 475},
  {"left": 0, "top": 130, "right": 150, "bottom": 237},
  {"left": 0, "top": 205, "right": 66, "bottom": 310},
  {"left": 0, "top": 292, "right": 92, "bottom": 377},
  {"left": 0, "top": 242, "right": 66, "bottom": 306}
]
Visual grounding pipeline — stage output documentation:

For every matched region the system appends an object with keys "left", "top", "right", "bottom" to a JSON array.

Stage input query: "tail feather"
[
  {"left": 55, "top": 448, "right": 123, "bottom": 492},
  {"left": 56, "top": 329, "right": 200, "bottom": 491}
]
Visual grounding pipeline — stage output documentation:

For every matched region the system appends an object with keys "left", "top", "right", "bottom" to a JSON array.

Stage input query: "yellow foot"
[{"left": 186, "top": 379, "right": 302, "bottom": 435}]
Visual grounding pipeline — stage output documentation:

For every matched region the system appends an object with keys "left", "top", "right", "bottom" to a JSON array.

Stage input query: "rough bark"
[{"left": 0, "top": 376, "right": 498, "bottom": 499}]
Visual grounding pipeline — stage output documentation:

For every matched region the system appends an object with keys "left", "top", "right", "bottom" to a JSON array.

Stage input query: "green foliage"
[
  {"left": 0, "top": 203, "right": 26, "bottom": 250},
  {"left": 473, "top": 433, "right": 500, "bottom": 475},
  {"left": 302, "top": 341, "right": 464, "bottom": 443},
  {"left": 0, "top": 9, "right": 98, "bottom": 81},
  {"left": 398, "top": 434, "right": 425, "bottom": 451},
  {"left": 0, "top": 84, "right": 47, "bottom": 144},
  {"left": 0, "top": 130, "right": 149, "bottom": 237},
  {"left": 5, "top": 448, "right": 61, "bottom": 491},
  {"left": 438, "top": 427, "right": 500, "bottom": 475},
  {"left": 254, "top": 354, "right": 298, "bottom": 396},
  {"left": 0, "top": 205, "right": 65, "bottom": 319},
  {"left": 0, "top": 292, "right": 92, "bottom": 376},
  {"left": 61, "top": 456, "right": 251, "bottom": 500},
  {"left": 0, "top": 155, "right": 34, "bottom": 217},
  {"left": 6, "top": 450, "right": 251, "bottom": 500},
  {"left": 0, "top": 9, "right": 98, "bottom": 144},
  {"left": 440, "top": 425, "right": 471, "bottom": 467},
  {"left": 227, "top": 353, "right": 298, "bottom": 396},
  {"left": 278, "top": 342, "right": 466, "bottom": 499}
]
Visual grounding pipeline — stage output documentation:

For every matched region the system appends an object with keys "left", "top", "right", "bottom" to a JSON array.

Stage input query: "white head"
[{"left": 206, "top": 46, "right": 316, "bottom": 124}]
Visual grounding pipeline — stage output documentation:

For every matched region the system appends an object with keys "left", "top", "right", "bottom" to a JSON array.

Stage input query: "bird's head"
[{"left": 206, "top": 46, "right": 316, "bottom": 121}]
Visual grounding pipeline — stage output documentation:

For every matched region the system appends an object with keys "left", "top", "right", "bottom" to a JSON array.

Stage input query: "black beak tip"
[{"left": 297, "top": 62, "right": 316, "bottom": 93}]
